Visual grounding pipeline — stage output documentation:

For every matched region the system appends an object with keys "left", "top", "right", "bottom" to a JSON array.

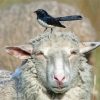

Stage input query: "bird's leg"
[
  {"left": 51, "top": 28, "right": 53, "bottom": 33},
  {"left": 43, "top": 27, "right": 47, "bottom": 32}
]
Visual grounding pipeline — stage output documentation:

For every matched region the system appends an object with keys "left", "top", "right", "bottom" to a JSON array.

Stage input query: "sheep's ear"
[
  {"left": 5, "top": 44, "right": 33, "bottom": 59},
  {"left": 80, "top": 42, "right": 100, "bottom": 54}
]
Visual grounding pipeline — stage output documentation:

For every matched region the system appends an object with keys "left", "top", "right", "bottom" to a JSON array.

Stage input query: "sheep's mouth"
[
  {"left": 53, "top": 86, "right": 65, "bottom": 89},
  {"left": 52, "top": 83, "right": 68, "bottom": 89},
  {"left": 53, "top": 85, "right": 67, "bottom": 89},
  {"left": 52, "top": 86, "right": 67, "bottom": 93}
]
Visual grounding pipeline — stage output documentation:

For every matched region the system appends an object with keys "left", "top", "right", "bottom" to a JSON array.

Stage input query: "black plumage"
[{"left": 34, "top": 9, "right": 82, "bottom": 33}]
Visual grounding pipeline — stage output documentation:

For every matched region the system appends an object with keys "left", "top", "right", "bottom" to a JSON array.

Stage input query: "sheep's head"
[{"left": 5, "top": 32, "right": 100, "bottom": 93}]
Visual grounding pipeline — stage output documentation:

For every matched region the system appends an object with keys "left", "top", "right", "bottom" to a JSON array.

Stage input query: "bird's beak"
[{"left": 34, "top": 11, "right": 36, "bottom": 13}]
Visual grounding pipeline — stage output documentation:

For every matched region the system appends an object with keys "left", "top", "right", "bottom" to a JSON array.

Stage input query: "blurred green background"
[{"left": 0, "top": 0, "right": 100, "bottom": 99}]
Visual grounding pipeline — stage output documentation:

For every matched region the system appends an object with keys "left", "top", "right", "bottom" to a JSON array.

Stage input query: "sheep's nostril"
[{"left": 54, "top": 75, "right": 65, "bottom": 83}]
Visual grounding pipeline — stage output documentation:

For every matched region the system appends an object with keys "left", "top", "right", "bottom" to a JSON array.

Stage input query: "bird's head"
[{"left": 34, "top": 9, "right": 48, "bottom": 17}]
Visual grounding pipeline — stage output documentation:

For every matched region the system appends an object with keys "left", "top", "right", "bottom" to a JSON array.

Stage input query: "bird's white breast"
[{"left": 38, "top": 19, "right": 54, "bottom": 28}]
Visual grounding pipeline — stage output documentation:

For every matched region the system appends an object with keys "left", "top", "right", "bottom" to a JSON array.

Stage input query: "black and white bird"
[{"left": 34, "top": 9, "right": 82, "bottom": 33}]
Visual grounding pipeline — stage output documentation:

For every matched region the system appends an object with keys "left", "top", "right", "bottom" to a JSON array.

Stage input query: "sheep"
[
  {"left": 4, "top": 31, "right": 100, "bottom": 100},
  {"left": 0, "top": 70, "right": 18, "bottom": 100}
]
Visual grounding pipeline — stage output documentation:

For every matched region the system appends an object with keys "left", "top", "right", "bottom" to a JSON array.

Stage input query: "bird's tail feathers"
[{"left": 56, "top": 15, "right": 82, "bottom": 21}]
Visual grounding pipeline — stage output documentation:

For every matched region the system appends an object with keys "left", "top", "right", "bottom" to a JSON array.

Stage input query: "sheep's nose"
[{"left": 54, "top": 74, "right": 65, "bottom": 85}]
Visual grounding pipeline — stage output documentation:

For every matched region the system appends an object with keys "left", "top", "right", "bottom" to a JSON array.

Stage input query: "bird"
[{"left": 34, "top": 9, "right": 82, "bottom": 33}]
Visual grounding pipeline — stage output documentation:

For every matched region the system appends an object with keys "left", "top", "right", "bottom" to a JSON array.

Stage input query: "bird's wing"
[{"left": 43, "top": 17, "right": 65, "bottom": 28}]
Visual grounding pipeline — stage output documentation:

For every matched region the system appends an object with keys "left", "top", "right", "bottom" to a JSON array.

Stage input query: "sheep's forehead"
[
  {"left": 39, "top": 32, "right": 79, "bottom": 49},
  {"left": 46, "top": 38, "right": 77, "bottom": 47},
  {"left": 30, "top": 32, "right": 80, "bottom": 54}
]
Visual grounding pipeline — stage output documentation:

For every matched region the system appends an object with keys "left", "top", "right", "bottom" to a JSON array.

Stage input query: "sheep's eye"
[
  {"left": 36, "top": 52, "right": 44, "bottom": 56},
  {"left": 70, "top": 50, "right": 77, "bottom": 55},
  {"left": 35, "top": 51, "right": 45, "bottom": 59}
]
